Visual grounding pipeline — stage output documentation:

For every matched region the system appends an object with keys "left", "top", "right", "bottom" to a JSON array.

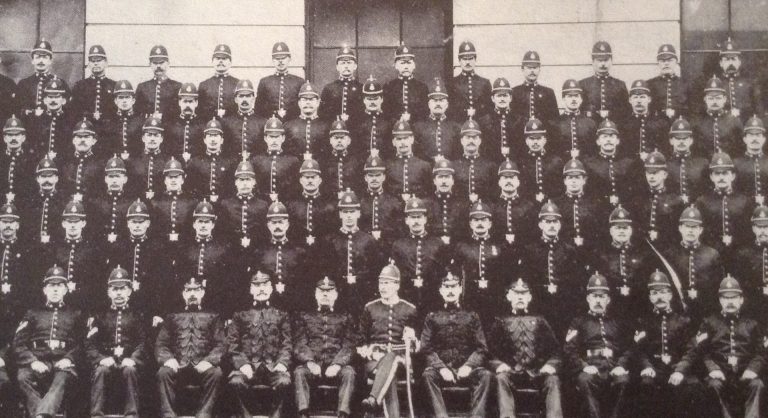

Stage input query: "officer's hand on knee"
[
  {"left": 439, "top": 367, "right": 455, "bottom": 382},
  {"left": 307, "top": 361, "right": 321, "bottom": 376},
  {"left": 741, "top": 370, "right": 758, "bottom": 380},
  {"left": 152, "top": 316, "right": 164, "bottom": 327},
  {"left": 163, "top": 359, "right": 180, "bottom": 372},
  {"left": 325, "top": 364, "right": 341, "bottom": 378},
  {"left": 195, "top": 361, "right": 213, "bottom": 373},
  {"left": 583, "top": 365, "right": 598, "bottom": 375},
  {"left": 540, "top": 364, "right": 556, "bottom": 375},
  {"left": 54, "top": 358, "right": 73, "bottom": 370},
  {"left": 31, "top": 361, "right": 49, "bottom": 374},
  {"left": 121, "top": 358, "right": 136, "bottom": 368},
  {"left": 640, "top": 367, "right": 656, "bottom": 378},
  {"left": 668, "top": 372, "right": 684, "bottom": 386},
  {"left": 709, "top": 370, "right": 725, "bottom": 381},
  {"left": 273, "top": 363, "right": 287, "bottom": 373},
  {"left": 99, "top": 357, "right": 116, "bottom": 368},
  {"left": 457, "top": 365, "right": 472, "bottom": 379},
  {"left": 496, "top": 364, "right": 511, "bottom": 374},
  {"left": 610, "top": 366, "right": 628, "bottom": 377},
  {"left": 0, "top": 357, "right": 5, "bottom": 368},
  {"left": 239, "top": 364, "right": 254, "bottom": 380}
]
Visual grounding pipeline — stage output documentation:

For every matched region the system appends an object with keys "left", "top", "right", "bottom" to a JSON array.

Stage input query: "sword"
[
  {"left": 403, "top": 337, "right": 416, "bottom": 418},
  {"left": 645, "top": 238, "right": 687, "bottom": 311}
]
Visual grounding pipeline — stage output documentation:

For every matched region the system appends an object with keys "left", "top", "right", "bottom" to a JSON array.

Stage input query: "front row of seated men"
[{"left": 5, "top": 261, "right": 766, "bottom": 418}]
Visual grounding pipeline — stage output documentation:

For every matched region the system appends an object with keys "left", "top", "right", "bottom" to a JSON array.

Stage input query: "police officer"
[
  {"left": 449, "top": 41, "right": 492, "bottom": 120},
  {"left": 666, "top": 117, "right": 709, "bottom": 203},
  {"left": 631, "top": 150, "right": 685, "bottom": 247},
  {"left": 421, "top": 270, "right": 491, "bottom": 418},
  {"left": 734, "top": 115, "right": 768, "bottom": 203},
  {"left": 553, "top": 158, "right": 606, "bottom": 251},
  {"left": 29, "top": 78, "right": 72, "bottom": 160},
  {"left": 187, "top": 118, "right": 236, "bottom": 202},
  {"left": 391, "top": 196, "right": 451, "bottom": 311},
  {"left": 197, "top": 44, "right": 239, "bottom": 121},
  {"left": 103, "top": 80, "right": 143, "bottom": 159},
  {"left": 358, "top": 263, "right": 418, "bottom": 417},
  {"left": 383, "top": 44, "right": 428, "bottom": 123},
  {"left": 85, "top": 266, "right": 147, "bottom": 418},
  {"left": 256, "top": 42, "right": 305, "bottom": 121},
  {"left": 620, "top": 79, "right": 670, "bottom": 160},
  {"left": 694, "top": 275, "right": 765, "bottom": 418},
  {"left": 164, "top": 82, "right": 204, "bottom": 160},
  {"left": 226, "top": 271, "right": 292, "bottom": 418},
  {"left": 583, "top": 119, "right": 641, "bottom": 207},
  {"left": 91, "top": 156, "right": 132, "bottom": 247},
  {"left": 23, "top": 156, "right": 65, "bottom": 247},
  {"left": 647, "top": 44, "right": 689, "bottom": 120},
  {"left": 320, "top": 46, "right": 363, "bottom": 126},
  {"left": 424, "top": 158, "right": 469, "bottom": 244},
  {"left": 579, "top": 41, "right": 631, "bottom": 124},
  {"left": 135, "top": 45, "right": 181, "bottom": 121},
  {"left": 518, "top": 118, "right": 565, "bottom": 203},
  {"left": 550, "top": 79, "right": 597, "bottom": 158},
  {"left": 293, "top": 277, "right": 357, "bottom": 418},
  {"left": 219, "top": 159, "right": 269, "bottom": 248},
  {"left": 69, "top": 45, "right": 116, "bottom": 128},
  {"left": 714, "top": 38, "right": 759, "bottom": 122},
  {"left": 149, "top": 157, "right": 196, "bottom": 244},
  {"left": 0, "top": 202, "right": 33, "bottom": 319},
  {"left": 564, "top": 273, "right": 630, "bottom": 418},
  {"left": 386, "top": 119, "right": 431, "bottom": 199},
  {"left": 0, "top": 115, "right": 35, "bottom": 205},
  {"left": 155, "top": 276, "right": 226, "bottom": 418},
  {"left": 359, "top": 153, "right": 402, "bottom": 245},
  {"left": 631, "top": 270, "right": 703, "bottom": 418},
  {"left": 252, "top": 117, "right": 300, "bottom": 202},
  {"left": 730, "top": 205, "right": 768, "bottom": 319},
  {"left": 14, "top": 265, "right": 85, "bottom": 418},
  {"left": 62, "top": 118, "right": 104, "bottom": 202},
  {"left": 222, "top": 79, "right": 267, "bottom": 159},
  {"left": 287, "top": 158, "right": 337, "bottom": 246},
  {"left": 17, "top": 39, "right": 69, "bottom": 119},
  {"left": 453, "top": 118, "right": 496, "bottom": 203},
  {"left": 284, "top": 81, "right": 329, "bottom": 159},
  {"left": 489, "top": 278, "right": 562, "bottom": 418},
  {"left": 662, "top": 206, "right": 723, "bottom": 320},
  {"left": 478, "top": 77, "right": 521, "bottom": 161},
  {"left": 0, "top": 60, "right": 15, "bottom": 127},
  {"left": 320, "top": 189, "right": 384, "bottom": 312},
  {"left": 491, "top": 159, "right": 538, "bottom": 247},
  {"left": 511, "top": 50, "right": 559, "bottom": 132},
  {"left": 255, "top": 200, "right": 309, "bottom": 308},
  {"left": 414, "top": 77, "right": 461, "bottom": 161},
  {"left": 127, "top": 116, "right": 170, "bottom": 201},
  {"left": 355, "top": 76, "right": 394, "bottom": 158},
  {"left": 691, "top": 76, "right": 743, "bottom": 158},
  {"left": 322, "top": 119, "right": 364, "bottom": 195}
]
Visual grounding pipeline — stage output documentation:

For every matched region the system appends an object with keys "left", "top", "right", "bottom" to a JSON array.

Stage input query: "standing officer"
[
  {"left": 187, "top": 118, "right": 236, "bottom": 202},
  {"left": 18, "top": 39, "right": 69, "bottom": 119},
  {"left": 70, "top": 45, "right": 116, "bottom": 131},
  {"left": 579, "top": 41, "right": 631, "bottom": 124},
  {"left": 149, "top": 157, "right": 196, "bottom": 245},
  {"left": 449, "top": 41, "right": 492, "bottom": 120},
  {"left": 691, "top": 76, "right": 743, "bottom": 158},
  {"left": 630, "top": 150, "right": 685, "bottom": 247},
  {"left": 694, "top": 275, "right": 765, "bottom": 418},
  {"left": 631, "top": 270, "right": 703, "bottom": 418},
  {"left": 583, "top": 119, "right": 641, "bottom": 207},
  {"left": 256, "top": 42, "right": 305, "bottom": 121},
  {"left": 552, "top": 158, "right": 606, "bottom": 251},
  {"left": 550, "top": 79, "right": 597, "bottom": 158},
  {"left": 293, "top": 277, "right": 358, "bottom": 418},
  {"left": 355, "top": 76, "right": 393, "bottom": 158},
  {"left": 383, "top": 44, "right": 429, "bottom": 122},
  {"left": 198, "top": 44, "right": 239, "bottom": 121},
  {"left": 287, "top": 158, "right": 337, "bottom": 247},
  {"left": 91, "top": 156, "right": 133, "bottom": 248},
  {"left": 322, "top": 119, "right": 364, "bottom": 196},
  {"left": 386, "top": 120, "right": 431, "bottom": 199},
  {"left": 85, "top": 266, "right": 147, "bottom": 418},
  {"left": 23, "top": 156, "right": 66, "bottom": 247},
  {"left": 252, "top": 117, "right": 300, "bottom": 202},
  {"left": 155, "top": 276, "right": 226, "bottom": 418},
  {"left": 164, "top": 82, "right": 204, "bottom": 160},
  {"left": 564, "top": 273, "right": 630, "bottom": 418},
  {"left": 620, "top": 79, "right": 670, "bottom": 160},
  {"left": 127, "top": 116, "right": 170, "bottom": 201},
  {"left": 103, "top": 80, "right": 143, "bottom": 159},
  {"left": 14, "top": 265, "right": 85, "bottom": 418},
  {"left": 733, "top": 115, "right": 768, "bottom": 203},
  {"left": 223, "top": 79, "right": 267, "bottom": 159},
  {"left": 226, "top": 271, "right": 292, "bottom": 418},
  {"left": 452, "top": 118, "right": 496, "bottom": 203},
  {"left": 511, "top": 51, "right": 559, "bottom": 132},
  {"left": 647, "top": 44, "right": 689, "bottom": 120},
  {"left": 414, "top": 77, "right": 461, "bottom": 161},
  {"left": 285, "top": 81, "right": 329, "bottom": 159},
  {"left": 518, "top": 118, "right": 565, "bottom": 203},
  {"left": 61, "top": 118, "right": 104, "bottom": 203},
  {"left": 358, "top": 263, "right": 419, "bottom": 418},
  {"left": 491, "top": 159, "right": 538, "bottom": 247},
  {"left": 135, "top": 45, "right": 181, "bottom": 121},
  {"left": 730, "top": 205, "right": 768, "bottom": 320},
  {"left": 320, "top": 46, "right": 363, "bottom": 126},
  {"left": 391, "top": 196, "right": 452, "bottom": 311},
  {"left": 219, "top": 159, "right": 269, "bottom": 248},
  {"left": 0, "top": 115, "right": 36, "bottom": 205},
  {"left": 489, "top": 278, "right": 563, "bottom": 418},
  {"left": 0, "top": 206, "right": 24, "bottom": 412},
  {"left": 424, "top": 158, "right": 469, "bottom": 244},
  {"left": 666, "top": 117, "right": 710, "bottom": 203},
  {"left": 29, "top": 78, "right": 72, "bottom": 160},
  {"left": 359, "top": 153, "right": 402, "bottom": 246},
  {"left": 713, "top": 38, "right": 759, "bottom": 122},
  {"left": 421, "top": 271, "right": 492, "bottom": 418},
  {"left": 478, "top": 77, "right": 521, "bottom": 161}
]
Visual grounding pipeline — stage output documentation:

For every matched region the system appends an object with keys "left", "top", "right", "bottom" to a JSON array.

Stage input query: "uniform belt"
[
  {"left": 32, "top": 339, "right": 66, "bottom": 349},
  {"left": 586, "top": 348, "right": 612, "bottom": 358}
]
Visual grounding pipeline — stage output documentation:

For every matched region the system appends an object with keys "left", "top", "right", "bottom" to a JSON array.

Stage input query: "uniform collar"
[
  {"left": 300, "top": 114, "right": 319, "bottom": 121},
  {"left": 566, "top": 190, "right": 584, "bottom": 199},
  {"left": 681, "top": 240, "right": 700, "bottom": 250},
  {"left": 238, "top": 193, "right": 254, "bottom": 201},
  {"left": 271, "top": 235, "right": 288, "bottom": 245},
  {"left": 5, "top": 148, "right": 22, "bottom": 157},
  {"left": 653, "top": 306, "right": 672, "bottom": 316},
  {"left": 118, "top": 109, "right": 134, "bottom": 118},
  {"left": 747, "top": 150, "right": 764, "bottom": 158},
  {"left": 338, "top": 75, "right": 355, "bottom": 82},
  {"left": 365, "top": 109, "right": 382, "bottom": 116},
  {"left": 0, "top": 236, "right": 17, "bottom": 245},
  {"left": 721, "top": 311, "right": 740, "bottom": 320},
  {"left": 185, "top": 303, "right": 201, "bottom": 311},
  {"left": 527, "top": 148, "right": 545, "bottom": 157},
  {"left": 650, "top": 184, "right": 666, "bottom": 195},
  {"left": 46, "top": 301, "right": 64, "bottom": 309},
  {"left": 318, "top": 304, "right": 334, "bottom": 313},
  {"left": 599, "top": 150, "right": 616, "bottom": 159},
  {"left": 410, "top": 231, "right": 427, "bottom": 239},
  {"left": 398, "top": 74, "right": 413, "bottom": 81},
  {"left": 707, "top": 109, "right": 723, "bottom": 118},
  {"left": 500, "top": 191, "right": 519, "bottom": 201},
  {"left": 237, "top": 109, "right": 255, "bottom": 117},
  {"left": 596, "top": 73, "right": 611, "bottom": 80},
  {"left": 195, "top": 235, "right": 213, "bottom": 243},
  {"left": 564, "top": 109, "right": 581, "bottom": 116},
  {"left": 611, "top": 240, "right": 631, "bottom": 250},
  {"left": 130, "top": 234, "right": 147, "bottom": 243},
  {"left": 253, "top": 300, "right": 271, "bottom": 308},
  {"left": 333, "top": 149, "right": 349, "bottom": 158},
  {"left": 144, "top": 148, "right": 161, "bottom": 156},
  {"left": 397, "top": 152, "right": 413, "bottom": 159},
  {"left": 542, "top": 235, "right": 559, "bottom": 245},
  {"left": 303, "top": 190, "right": 321, "bottom": 199},
  {"left": 463, "top": 152, "right": 479, "bottom": 160},
  {"left": 206, "top": 150, "right": 222, "bottom": 157},
  {"left": 75, "top": 150, "right": 94, "bottom": 159},
  {"left": 633, "top": 111, "right": 648, "bottom": 118},
  {"left": 673, "top": 150, "right": 691, "bottom": 159},
  {"left": 429, "top": 113, "right": 447, "bottom": 121},
  {"left": 154, "top": 75, "right": 167, "bottom": 82},
  {"left": 462, "top": 70, "right": 475, "bottom": 77},
  {"left": 367, "top": 187, "right": 383, "bottom": 197},
  {"left": 524, "top": 80, "right": 538, "bottom": 88},
  {"left": 111, "top": 302, "right": 129, "bottom": 311},
  {"left": 275, "top": 69, "right": 289, "bottom": 77},
  {"left": 66, "top": 236, "right": 83, "bottom": 244},
  {"left": 444, "top": 302, "right": 461, "bottom": 310},
  {"left": 382, "top": 296, "right": 401, "bottom": 306},
  {"left": 714, "top": 186, "right": 733, "bottom": 196},
  {"left": 588, "top": 310, "right": 605, "bottom": 318},
  {"left": 340, "top": 226, "right": 359, "bottom": 235},
  {"left": 215, "top": 72, "right": 229, "bottom": 79},
  {"left": 495, "top": 107, "right": 510, "bottom": 115},
  {"left": 472, "top": 232, "right": 490, "bottom": 242}
]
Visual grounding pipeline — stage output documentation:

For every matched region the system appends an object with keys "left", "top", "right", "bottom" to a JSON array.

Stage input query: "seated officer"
[
  {"left": 227, "top": 271, "right": 292, "bottom": 418},
  {"left": 155, "top": 277, "right": 225, "bottom": 418},
  {"left": 564, "top": 273, "right": 630, "bottom": 418},
  {"left": 14, "top": 265, "right": 85, "bottom": 418},
  {"left": 359, "top": 263, "right": 418, "bottom": 418},
  {"left": 85, "top": 266, "right": 147, "bottom": 418},
  {"left": 694, "top": 275, "right": 765, "bottom": 418},
  {"left": 489, "top": 278, "right": 562, "bottom": 418},
  {"left": 421, "top": 271, "right": 491, "bottom": 418},
  {"left": 293, "top": 277, "right": 357, "bottom": 418}
]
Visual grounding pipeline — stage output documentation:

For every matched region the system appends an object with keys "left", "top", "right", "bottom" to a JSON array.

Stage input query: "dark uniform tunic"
[
  {"left": 320, "top": 229, "right": 384, "bottom": 313},
  {"left": 691, "top": 111, "right": 743, "bottom": 158},
  {"left": 251, "top": 152, "right": 300, "bottom": 202},
  {"left": 164, "top": 115, "right": 204, "bottom": 160},
  {"left": 0, "top": 74, "right": 16, "bottom": 125},
  {"left": 452, "top": 155, "right": 496, "bottom": 203},
  {"left": 729, "top": 243, "right": 768, "bottom": 319},
  {"left": 630, "top": 186, "right": 685, "bottom": 247},
  {"left": 695, "top": 189, "right": 752, "bottom": 254},
  {"left": 550, "top": 111, "right": 598, "bottom": 158},
  {"left": 662, "top": 242, "right": 722, "bottom": 320},
  {"left": 667, "top": 151, "right": 709, "bottom": 204},
  {"left": 0, "top": 149, "right": 36, "bottom": 205},
  {"left": 60, "top": 151, "right": 104, "bottom": 202},
  {"left": 448, "top": 71, "right": 492, "bottom": 120},
  {"left": 287, "top": 192, "right": 338, "bottom": 247},
  {"left": 490, "top": 193, "right": 538, "bottom": 246},
  {"left": 256, "top": 71, "right": 305, "bottom": 121},
  {"left": 734, "top": 152, "right": 768, "bottom": 203},
  {"left": 518, "top": 151, "right": 565, "bottom": 203},
  {"left": 108, "top": 236, "right": 171, "bottom": 316},
  {"left": 101, "top": 110, "right": 143, "bottom": 159},
  {"left": 511, "top": 81, "right": 559, "bottom": 129},
  {"left": 385, "top": 154, "right": 431, "bottom": 199},
  {"left": 596, "top": 241, "right": 654, "bottom": 319},
  {"left": 383, "top": 76, "right": 429, "bottom": 122},
  {"left": 176, "top": 237, "right": 234, "bottom": 315},
  {"left": 453, "top": 235, "right": 504, "bottom": 325},
  {"left": 126, "top": 151, "right": 169, "bottom": 201},
  {"left": 578, "top": 74, "right": 631, "bottom": 124},
  {"left": 619, "top": 113, "right": 670, "bottom": 159},
  {"left": 253, "top": 238, "right": 309, "bottom": 309},
  {"left": 17, "top": 72, "right": 68, "bottom": 117},
  {"left": 647, "top": 74, "right": 690, "bottom": 120},
  {"left": 219, "top": 193, "right": 269, "bottom": 247},
  {"left": 413, "top": 115, "right": 462, "bottom": 161},
  {"left": 88, "top": 191, "right": 133, "bottom": 247},
  {"left": 583, "top": 153, "right": 640, "bottom": 207},
  {"left": 284, "top": 116, "right": 330, "bottom": 160},
  {"left": 46, "top": 238, "right": 105, "bottom": 312},
  {"left": 390, "top": 234, "right": 451, "bottom": 312},
  {"left": 553, "top": 192, "right": 608, "bottom": 251},
  {"left": 320, "top": 78, "right": 364, "bottom": 126},
  {"left": 28, "top": 109, "right": 73, "bottom": 160},
  {"left": 149, "top": 191, "right": 196, "bottom": 244},
  {"left": 134, "top": 77, "right": 182, "bottom": 121},
  {"left": 23, "top": 189, "right": 66, "bottom": 248},
  {"left": 221, "top": 111, "right": 266, "bottom": 158},
  {"left": 321, "top": 151, "right": 364, "bottom": 196},
  {"left": 424, "top": 192, "right": 469, "bottom": 244},
  {"left": 186, "top": 152, "right": 236, "bottom": 202},
  {"left": 198, "top": 73, "right": 239, "bottom": 121},
  {"left": 477, "top": 109, "right": 522, "bottom": 161},
  {"left": 69, "top": 74, "right": 116, "bottom": 130},
  {"left": 353, "top": 110, "right": 394, "bottom": 159}
]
